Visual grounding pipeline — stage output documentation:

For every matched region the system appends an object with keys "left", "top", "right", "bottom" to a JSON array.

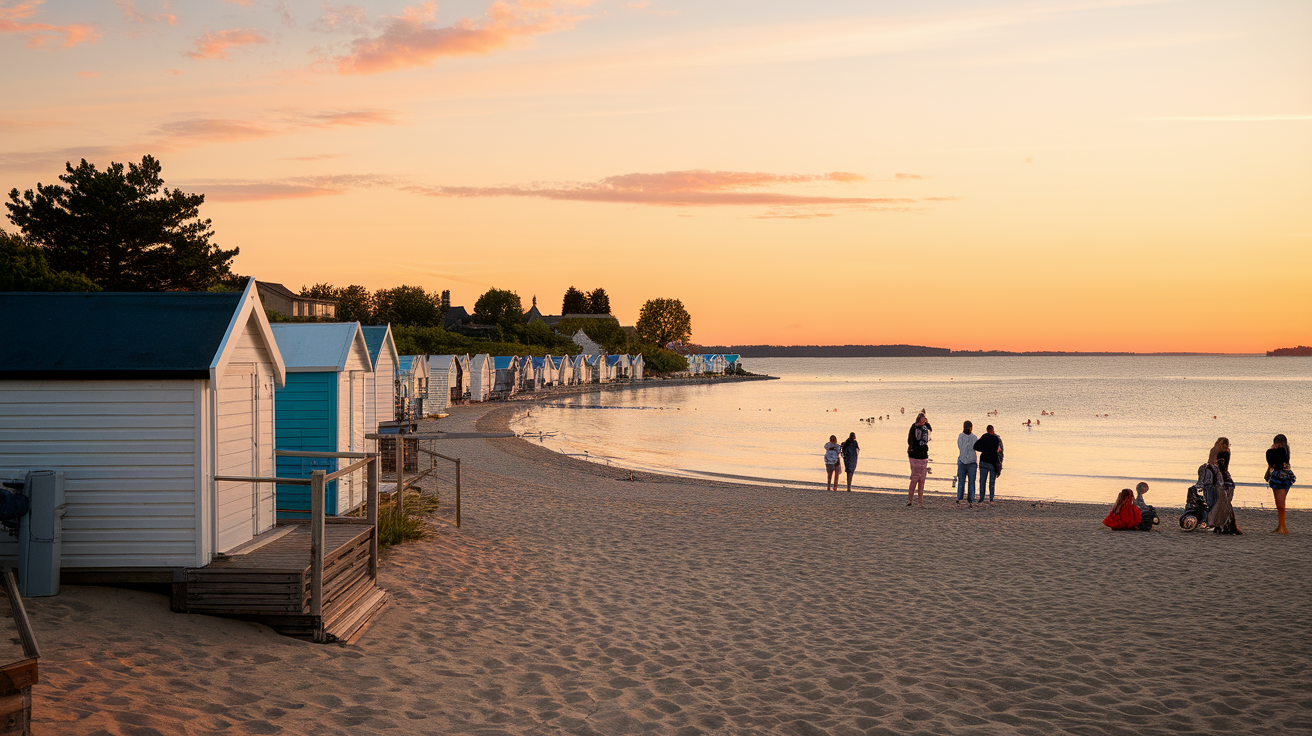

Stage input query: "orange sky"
[{"left": 2, "top": 0, "right": 1309, "bottom": 352}]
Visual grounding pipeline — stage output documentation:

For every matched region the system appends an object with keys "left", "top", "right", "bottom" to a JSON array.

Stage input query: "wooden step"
[{"left": 322, "top": 587, "right": 388, "bottom": 644}]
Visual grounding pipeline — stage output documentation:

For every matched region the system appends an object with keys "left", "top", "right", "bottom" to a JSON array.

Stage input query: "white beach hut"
[
  {"left": 397, "top": 356, "right": 430, "bottom": 418},
  {"left": 0, "top": 283, "right": 286, "bottom": 570},
  {"left": 360, "top": 325, "right": 399, "bottom": 450},
  {"left": 631, "top": 354, "right": 645, "bottom": 380},
  {"left": 458, "top": 354, "right": 472, "bottom": 398},
  {"left": 427, "top": 355, "right": 462, "bottom": 413},
  {"left": 470, "top": 354, "right": 493, "bottom": 401},
  {"left": 270, "top": 323, "right": 374, "bottom": 518},
  {"left": 493, "top": 356, "right": 520, "bottom": 395}
]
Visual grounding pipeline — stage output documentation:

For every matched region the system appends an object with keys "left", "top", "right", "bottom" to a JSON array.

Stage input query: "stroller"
[{"left": 1178, "top": 484, "right": 1210, "bottom": 531}]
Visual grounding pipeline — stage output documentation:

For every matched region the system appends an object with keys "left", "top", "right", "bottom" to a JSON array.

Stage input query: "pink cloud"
[
  {"left": 116, "top": 0, "right": 177, "bottom": 25},
  {"left": 152, "top": 109, "right": 397, "bottom": 145},
  {"left": 185, "top": 28, "right": 269, "bottom": 60},
  {"left": 405, "top": 170, "right": 896, "bottom": 207},
  {"left": 76, "top": 70, "right": 101, "bottom": 78},
  {"left": 333, "top": 0, "right": 591, "bottom": 75},
  {"left": 894, "top": 172, "right": 929, "bottom": 180},
  {"left": 196, "top": 182, "right": 346, "bottom": 202},
  {"left": 0, "top": 0, "right": 99, "bottom": 48}
]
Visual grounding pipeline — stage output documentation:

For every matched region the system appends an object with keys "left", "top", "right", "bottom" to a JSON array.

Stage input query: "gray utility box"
[{"left": 19, "top": 470, "right": 65, "bottom": 597}]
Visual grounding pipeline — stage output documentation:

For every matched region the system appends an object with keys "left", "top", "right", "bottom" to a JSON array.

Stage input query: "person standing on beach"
[
  {"left": 956, "top": 421, "right": 978, "bottom": 505},
  {"left": 840, "top": 432, "right": 860, "bottom": 492},
  {"left": 824, "top": 435, "right": 841, "bottom": 492},
  {"left": 1266, "top": 434, "right": 1294, "bottom": 534},
  {"left": 907, "top": 413, "right": 931, "bottom": 506},
  {"left": 974, "top": 425, "right": 1002, "bottom": 504}
]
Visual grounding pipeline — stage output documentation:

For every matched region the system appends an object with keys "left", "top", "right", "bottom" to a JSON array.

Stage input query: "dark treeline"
[{"left": 1267, "top": 346, "right": 1312, "bottom": 356}]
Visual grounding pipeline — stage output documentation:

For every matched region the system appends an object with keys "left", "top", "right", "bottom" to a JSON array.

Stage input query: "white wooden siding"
[
  {"left": 0, "top": 380, "right": 199, "bottom": 567},
  {"left": 336, "top": 341, "right": 372, "bottom": 513},
  {"left": 366, "top": 349, "right": 396, "bottom": 452}
]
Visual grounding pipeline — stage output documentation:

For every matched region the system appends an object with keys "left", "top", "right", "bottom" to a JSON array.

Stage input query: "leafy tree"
[
  {"left": 587, "top": 287, "right": 611, "bottom": 315},
  {"left": 0, "top": 229, "right": 100, "bottom": 292},
  {"left": 6, "top": 155, "right": 237, "bottom": 291},
  {"left": 555, "top": 316, "right": 628, "bottom": 353},
  {"left": 374, "top": 285, "right": 443, "bottom": 327},
  {"left": 636, "top": 297, "right": 692, "bottom": 347},
  {"left": 524, "top": 320, "right": 556, "bottom": 346},
  {"left": 300, "top": 283, "right": 338, "bottom": 300},
  {"left": 472, "top": 287, "right": 524, "bottom": 336},
  {"left": 335, "top": 285, "right": 374, "bottom": 324},
  {"left": 643, "top": 348, "right": 688, "bottom": 374},
  {"left": 561, "top": 286, "right": 588, "bottom": 314}
]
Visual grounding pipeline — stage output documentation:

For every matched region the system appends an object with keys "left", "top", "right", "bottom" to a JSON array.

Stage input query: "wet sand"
[{"left": 28, "top": 401, "right": 1312, "bottom": 735}]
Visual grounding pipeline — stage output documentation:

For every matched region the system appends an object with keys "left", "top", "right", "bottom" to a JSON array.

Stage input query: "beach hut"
[
  {"left": 493, "top": 356, "right": 520, "bottom": 395},
  {"left": 470, "top": 354, "right": 493, "bottom": 401},
  {"left": 725, "top": 354, "right": 740, "bottom": 373},
  {"left": 0, "top": 282, "right": 286, "bottom": 569},
  {"left": 397, "top": 356, "right": 430, "bottom": 418},
  {"left": 360, "top": 325, "right": 399, "bottom": 450},
  {"left": 605, "top": 354, "right": 628, "bottom": 381},
  {"left": 524, "top": 357, "right": 544, "bottom": 391},
  {"left": 585, "top": 354, "right": 605, "bottom": 383},
  {"left": 458, "top": 354, "right": 473, "bottom": 398},
  {"left": 427, "top": 355, "right": 462, "bottom": 413},
  {"left": 542, "top": 355, "right": 558, "bottom": 386},
  {"left": 556, "top": 356, "right": 572, "bottom": 386},
  {"left": 631, "top": 354, "right": 645, "bottom": 380},
  {"left": 270, "top": 323, "right": 373, "bottom": 518}
]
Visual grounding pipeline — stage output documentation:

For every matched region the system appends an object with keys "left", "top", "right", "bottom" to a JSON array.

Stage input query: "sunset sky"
[{"left": 2, "top": 0, "right": 1309, "bottom": 352}]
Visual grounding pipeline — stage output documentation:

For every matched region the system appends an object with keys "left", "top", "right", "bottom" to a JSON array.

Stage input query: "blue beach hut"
[
  {"left": 493, "top": 356, "right": 519, "bottom": 394},
  {"left": 270, "top": 323, "right": 374, "bottom": 519}
]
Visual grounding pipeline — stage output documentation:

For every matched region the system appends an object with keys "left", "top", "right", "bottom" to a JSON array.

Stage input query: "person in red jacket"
[{"left": 1103, "top": 489, "right": 1143, "bottom": 530}]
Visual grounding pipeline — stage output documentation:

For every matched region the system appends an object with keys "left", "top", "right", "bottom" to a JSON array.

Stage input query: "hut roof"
[
  {"left": 428, "top": 355, "right": 457, "bottom": 371},
  {"left": 0, "top": 290, "right": 252, "bottom": 379},
  {"left": 360, "top": 325, "right": 397, "bottom": 369},
  {"left": 270, "top": 322, "right": 366, "bottom": 373},
  {"left": 493, "top": 356, "right": 518, "bottom": 370}
]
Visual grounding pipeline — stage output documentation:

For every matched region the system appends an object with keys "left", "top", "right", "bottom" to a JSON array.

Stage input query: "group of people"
[
  {"left": 1103, "top": 434, "right": 1296, "bottom": 534},
  {"left": 821, "top": 414, "right": 1007, "bottom": 507}
]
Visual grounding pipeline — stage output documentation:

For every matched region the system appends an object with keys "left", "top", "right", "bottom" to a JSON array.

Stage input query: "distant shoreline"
[{"left": 701, "top": 345, "right": 1265, "bottom": 358}]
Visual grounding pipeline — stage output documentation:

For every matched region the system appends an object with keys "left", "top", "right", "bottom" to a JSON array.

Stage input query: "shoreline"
[{"left": 493, "top": 372, "right": 777, "bottom": 403}]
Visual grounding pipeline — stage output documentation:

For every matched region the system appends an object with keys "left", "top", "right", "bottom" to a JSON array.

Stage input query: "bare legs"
[
  {"left": 1273, "top": 487, "right": 1289, "bottom": 534},
  {"left": 906, "top": 477, "right": 925, "bottom": 506},
  {"left": 845, "top": 469, "right": 854, "bottom": 492},
  {"left": 826, "top": 465, "right": 840, "bottom": 492}
]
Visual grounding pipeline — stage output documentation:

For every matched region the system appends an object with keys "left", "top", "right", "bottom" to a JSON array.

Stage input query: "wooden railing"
[{"left": 216, "top": 451, "right": 381, "bottom": 622}]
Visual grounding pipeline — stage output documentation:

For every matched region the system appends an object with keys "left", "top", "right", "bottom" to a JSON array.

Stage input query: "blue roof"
[
  {"left": 605, "top": 355, "right": 621, "bottom": 366},
  {"left": 531, "top": 357, "right": 545, "bottom": 368},
  {"left": 360, "top": 325, "right": 393, "bottom": 366},
  {"left": 398, "top": 355, "right": 415, "bottom": 372},
  {"left": 725, "top": 354, "right": 740, "bottom": 363},
  {"left": 493, "top": 356, "right": 517, "bottom": 369}
]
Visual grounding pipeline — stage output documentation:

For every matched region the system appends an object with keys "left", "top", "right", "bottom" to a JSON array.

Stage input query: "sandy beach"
[{"left": 27, "top": 400, "right": 1312, "bottom": 735}]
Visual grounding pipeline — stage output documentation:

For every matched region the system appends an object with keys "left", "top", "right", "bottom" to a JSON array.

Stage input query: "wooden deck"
[{"left": 182, "top": 523, "right": 387, "bottom": 643}]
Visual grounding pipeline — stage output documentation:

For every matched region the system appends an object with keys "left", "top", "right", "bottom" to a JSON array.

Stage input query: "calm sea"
[{"left": 509, "top": 356, "right": 1312, "bottom": 509}]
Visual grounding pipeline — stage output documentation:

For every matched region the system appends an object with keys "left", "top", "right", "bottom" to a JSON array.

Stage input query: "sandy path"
[{"left": 27, "top": 402, "right": 1312, "bottom": 735}]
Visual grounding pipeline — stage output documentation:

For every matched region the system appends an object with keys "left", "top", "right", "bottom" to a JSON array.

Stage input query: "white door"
[
  {"left": 216, "top": 364, "right": 257, "bottom": 553},
  {"left": 348, "top": 371, "right": 366, "bottom": 509}
]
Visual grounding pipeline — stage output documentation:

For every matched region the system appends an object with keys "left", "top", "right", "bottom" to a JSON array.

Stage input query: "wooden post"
[
  {"left": 366, "top": 455, "right": 378, "bottom": 580},
  {"left": 455, "top": 458, "right": 461, "bottom": 528},
  {"left": 310, "top": 470, "right": 325, "bottom": 628},
  {"left": 395, "top": 433, "right": 405, "bottom": 516}
]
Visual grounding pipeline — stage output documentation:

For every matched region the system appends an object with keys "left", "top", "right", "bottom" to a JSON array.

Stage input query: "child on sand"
[
  {"left": 907, "top": 414, "right": 931, "bottom": 506},
  {"left": 1103, "top": 489, "right": 1143, "bottom": 530}
]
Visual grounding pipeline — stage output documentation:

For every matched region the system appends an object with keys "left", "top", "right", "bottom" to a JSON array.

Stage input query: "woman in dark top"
[
  {"left": 906, "top": 414, "right": 931, "bottom": 507},
  {"left": 1207, "top": 437, "right": 1241, "bottom": 533},
  {"left": 974, "top": 425, "right": 1003, "bottom": 504},
  {"left": 1266, "top": 434, "right": 1294, "bottom": 534}
]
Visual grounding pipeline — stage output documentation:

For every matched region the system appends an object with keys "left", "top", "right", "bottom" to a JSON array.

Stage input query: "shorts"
[
  {"left": 909, "top": 457, "right": 928, "bottom": 481},
  {"left": 826, "top": 463, "right": 840, "bottom": 472}
]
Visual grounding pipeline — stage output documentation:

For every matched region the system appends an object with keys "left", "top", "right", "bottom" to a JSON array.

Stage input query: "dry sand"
[{"left": 28, "top": 401, "right": 1312, "bottom": 735}]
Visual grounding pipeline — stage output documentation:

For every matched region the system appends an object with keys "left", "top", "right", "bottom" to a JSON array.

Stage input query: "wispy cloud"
[
  {"left": 278, "top": 153, "right": 348, "bottom": 161},
  {"left": 116, "top": 0, "right": 176, "bottom": 25},
  {"left": 1148, "top": 114, "right": 1312, "bottom": 122},
  {"left": 152, "top": 109, "right": 398, "bottom": 144},
  {"left": 894, "top": 173, "right": 929, "bottom": 180},
  {"left": 177, "top": 169, "right": 958, "bottom": 214},
  {"left": 331, "top": 0, "right": 593, "bottom": 75},
  {"left": 185, "top": 28, "right": 269, "bottom": 60},
  {"left": 0, "top": 0, "right": 99, "bottom": 48}
]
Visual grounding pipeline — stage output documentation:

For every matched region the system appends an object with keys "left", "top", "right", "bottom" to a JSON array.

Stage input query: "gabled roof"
[
  {"left": 429, "top": 355, "right": 457, "bottom": 372},
  {"left": 531, "top": 357, "right": 545, "bottom": 368},
  {"left": 256, "top": 281, "right": 336, "bottom": 305},
  {"left": 270, "top": 322, "right": 368, "bottom": 373},
  {"left": 443, "top": 305, "right": 471, "bottom": 328},
  {"left": 1, "top": 290, "right": 244, "bottom": 379},
  {"left": 493, "top": 356, "right": 518, "bottom": 370},
  {"left": 360, "top": 325, "right": 398, "bottom": 369}
]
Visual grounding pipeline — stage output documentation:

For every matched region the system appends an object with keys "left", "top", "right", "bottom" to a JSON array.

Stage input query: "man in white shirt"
[{"left": 957, "top": 420, "right": 978, "bottom": 506}]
